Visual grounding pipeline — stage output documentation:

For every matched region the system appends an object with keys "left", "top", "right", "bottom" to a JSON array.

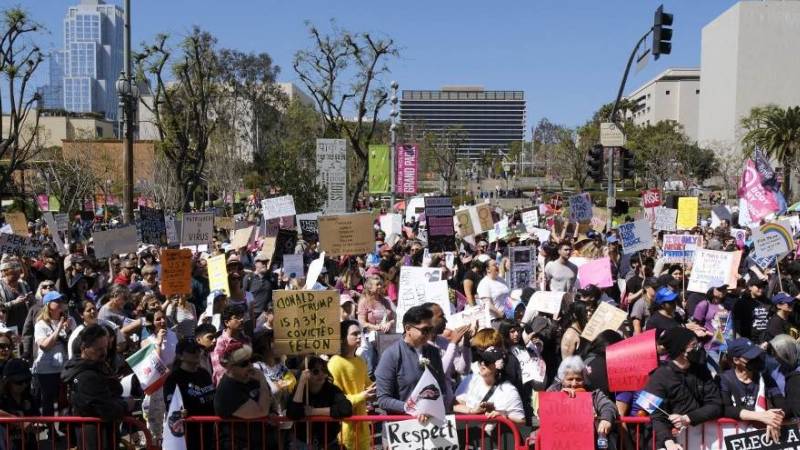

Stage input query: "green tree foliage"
[{"left": 741, "top": 105, "right": 800, "bottom": 200}]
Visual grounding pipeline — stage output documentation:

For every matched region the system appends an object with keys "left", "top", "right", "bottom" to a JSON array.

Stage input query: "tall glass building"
[{"left": 400, "top": 86, "right": 526, "bottom": 160}]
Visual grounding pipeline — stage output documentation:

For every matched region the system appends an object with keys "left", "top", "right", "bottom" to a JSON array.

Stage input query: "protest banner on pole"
[
  {"left": 282, "top": 254, "right": 304, "bottom": 278},
  {"left": 662, "top": 234, "right": 703, "bottom": 263},
  {"left": 139, "top": 207, "right": 167, "bottom": 246},
  {"left": 318, "top": 212, "right": 376, "bottom": 256},
  {"left": 521, "top": 208, "right": 539, "bottom": 232},
  {"left": 316, "top": 138, "right": 347, "bottom": 214},
  {"left": 180, "top": 212, "right": 214, "bottom": 246},
  {"left": 382, "top": 415, "right": 459, "bottom": 450},
  {"left": 569, "top": 193, "right": 593, "bottom": 223},
  {"left": 93, "top": 226, "right": 139, "bottom": 259},
  {"left": 424, "top": 196, "right": 456, "bottom": 252},
  {"left": 538, "top": 392, "right": 595, "bottom": 450},
  {"left": 160, "top": 249, "right": 193, "bottom": 296},
  {"left": 577, "top": 257, "right": 613, "bottom": 288},
  {"left": 273, "top": 290, "right": 340, "bottom": 355},
  {"left": 261, "top": 195, "right": 296, "bottom": 221},
  {"left": 653, "top": 207, "right": 678, "bottom": 232},
  {"left": 606, "top": 329, "right": 658, "bottom": 392},
  {"left": 509, "top": 246, "right": 534, "bottom": 289},
  {"left": 676, "top": 197, "right": 699, "bottom": 230},
  {"left": 396, "top": 266, "right": 445, "bottom": 333},
  {"left": 5, "top": 212, "right": 27, "bottom": 236},
  {"left": 687, "top": 249, "right": 740, "bottom": 293},
  {"left": 619, "top": 219, "right": 654, "bottom": 254},
  {"left": 581, "top": 302, "right": 628, "bottom": 341},
  {"left": 207, "top": 254, "right": 230, "bottom": 296}
]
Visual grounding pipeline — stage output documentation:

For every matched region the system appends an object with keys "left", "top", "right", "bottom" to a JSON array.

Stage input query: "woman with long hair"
[
  {"left": 140, "top": 308, "right": 177, "bottom": 445},
  {"left": 559, "top": 301, "right": 590, "bottom": 360},
  {"left": 164, "top": 294, "right": 198, "bottom": 340},
  {"left": 356, "top": 276, "right": 395, "bottom": 377},
  {"left": 32, "top": 291, "right": 75, "bottom": 418}
]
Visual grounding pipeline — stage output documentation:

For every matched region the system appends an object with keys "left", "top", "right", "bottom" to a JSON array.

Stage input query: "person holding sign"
[
  {"left": 356, "top": 276, "right": 395, "bottom": 377},
  {"left": 211, "top": 305, "right": 252, "bottom": 386}
]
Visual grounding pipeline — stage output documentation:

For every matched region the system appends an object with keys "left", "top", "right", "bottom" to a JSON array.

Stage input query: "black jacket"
[
  {"left": 287, "top": 380, "right": 352, "bottom": 446},
  {"left": 784, "top": 370, "right": 800, "bottom": 419},
  {"left": 61, "top": 357, "right": 127, "bottom": 420},
  {"left": 643, "top": 361, "right": 722, "bottom": 449}
]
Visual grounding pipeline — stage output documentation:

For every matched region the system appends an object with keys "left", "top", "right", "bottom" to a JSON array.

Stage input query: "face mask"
[
  {"left": 687, "top": 347, "right": 707, "bottom": 365},
  {"left": 745, "top": 357, "right": 765, "bottom": 373}
]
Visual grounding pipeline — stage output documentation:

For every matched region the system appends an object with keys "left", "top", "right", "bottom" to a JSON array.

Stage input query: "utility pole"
[
  {"left": 389, "top": 81, "right": 399, "bottom": 212},
  {"left": 118, "top": 0, "right": 137, "bottom": 224}
]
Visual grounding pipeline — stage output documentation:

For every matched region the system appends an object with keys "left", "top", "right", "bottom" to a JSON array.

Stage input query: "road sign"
[{"left": 600, "top": 123, "right": 626, "bottom": 147}]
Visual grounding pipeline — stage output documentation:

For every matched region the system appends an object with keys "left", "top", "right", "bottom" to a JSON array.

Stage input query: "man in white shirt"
[{"left": 544, "top": 243, "right": 578, "bottom": 292}]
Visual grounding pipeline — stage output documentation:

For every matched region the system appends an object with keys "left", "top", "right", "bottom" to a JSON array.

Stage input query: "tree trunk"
[
  {"left": 783, "top": 157, "right": 792, "bottom": 202},
  {"left": 351, "top": 157, "right": 368, "bottom": 211}
]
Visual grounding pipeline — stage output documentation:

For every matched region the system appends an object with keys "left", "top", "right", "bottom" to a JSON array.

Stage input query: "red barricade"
[
  {"left": 0, "top": 416, "right": 155, "bottom": 450},
  {"left": 184, "top": 414, "right": 528, "bottom": 450}
]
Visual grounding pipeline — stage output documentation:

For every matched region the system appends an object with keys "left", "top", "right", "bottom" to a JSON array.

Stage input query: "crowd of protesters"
[{"left": 0, "top": 198, "right": 798, "bottom": 450}]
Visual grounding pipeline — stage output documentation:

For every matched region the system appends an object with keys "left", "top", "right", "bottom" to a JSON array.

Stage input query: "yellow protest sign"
[
  {"left": 160, "top": 249, "right": 193, "bottom": 296},
  {"left": 273, "top": 290, "right": 340, "bottom": 355},
  {"left": 676, "top": 197, "right": 699, "bottom": 230},
  {"left": 207, "top": 254, "right": 230, "bottom": 296}
]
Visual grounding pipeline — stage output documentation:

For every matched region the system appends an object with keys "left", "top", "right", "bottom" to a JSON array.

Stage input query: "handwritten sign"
[
  {"left": 382, "top": 415, "right": 460, "bottom": 450},
  {"left": 181, "top": 212, "right": 214, "bottom": 246},
  {"left": 653, "top": 207, "right": 678, "bottom": 232},
  {"left": 273, "top": 290, "right": 340, "bottom": 355},
  {"left": 261, "top": 195, "right": 296, "bottom": 221},
  {"left": 642, "top": 189, "right": 662, "bottom": 208},
  {"left": 538, "top": 392, "right": 595, "bottom": 450},
  {"left": 577, "top": 257, "right": 613, "bottom": 289},
  {"left": 138, "top": 207, "right": 167, "bottom": 246},
  {"left": 296, "top": 212, "right": 320, "bottom": 241},
  {"left": 93, "top": 226, "right": 138, "bottom": 259},
  {"left": 687, "top": 249, "right": 739, "bottom": 293},
  {"left": 396, "top": 267, "right": 445, "bottom": 333},
  {"left": 207, "top": 254, "right": 230, "bottom": 296},
  {"left": 569, "top": 193, "right": 593, "bottom": 223},
  {"left": 230, "top": 226, "right": 255, "bottom": 250},
  {"left": 160, "top": 249, "right": 193, "bottom": 296},
  {"left": 581, "top": 302, "right": 627, "bottom": 341},
  {"left": 676, "top": 197, "right": 699, "bottom": 230},
  {"left": 662, "top": 234, "right": 703, "bottom": 263},
  {"left": 318, "top": 212, "right": 376, "bottom": 256},
  {"left": 619, "top": 219, "right": 653, "bottom": 254},
  {"left": 606, "top": 329, "right": 658, "bottom": 392},
  {"left": 5, "top": 212, "right": 27, "bottom": 236}
]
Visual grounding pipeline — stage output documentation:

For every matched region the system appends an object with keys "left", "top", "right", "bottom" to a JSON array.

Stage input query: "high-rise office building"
[
  {"left": 41, "top": 0, "right": 123, "bottom": 121},
  {"left": 400, "top": 86, "right": 526, "bottom": 159}
]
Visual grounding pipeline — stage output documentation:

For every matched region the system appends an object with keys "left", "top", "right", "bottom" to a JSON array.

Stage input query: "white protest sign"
[
  {"left": 261, "top": 195, "right": 296, "bottom": 221},
  {"left": 522, "top": 291, "right": 565, "bottom": 323},
  {"left": 383, "top": 415, "right": 459, "bottom": 450},
  {"left": 283, "top": 254, "right": 305, "bottom": 278},
  {"left": 165, "top": 215, "right": 178, "bottom": 246},
  {"left": 752, "top": 221, "right": 794, "bottom": 259},
  {"left": 180, "top": 212, "right": 214, "bottom": 246},
  {"left": 446, "top": 304, "right": 487, "bottom": 330},
  {"left": 522, "top": 209, "right": 539, "bottom": 232},
  {"left": 43, "top": 213, "right": 68, "bottom": 255},
  {"left": 513, "top": 346, "right": 546, "bottom": 384},
  {"left": 304, "top": 251, "right": 326, "bottom": 290},
  {"left": 530, "top": 227, "right": 551, "bottom": 243},
  {"left": 92, "top": 226, "right": 139, "bottom": 259},
  {"left": 687, "top": 249, "right": 738, "bottom": 293},
  {"left": 54, "top": 213, "right": 69, "bottom": 233},
  {"left": 396, "top": 266, "right": 445, "bottom": 333},
  {"left": 569, "top": 193, "right": 593, "bottom": 223},
  {"left": 380, "top": 213, "right": 403, "bottom": 236},
  {"left": 487, "top": 216, "right": 509, "bottom": 243},
  {"left": 653, "top": 207, "right": 678, "bottom": 232},
  {"left": 618, "top": 219, "right": 654, "bottom": 254}
]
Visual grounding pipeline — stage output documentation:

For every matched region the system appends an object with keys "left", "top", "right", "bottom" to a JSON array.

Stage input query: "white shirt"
[
  {"left": 456, "top": 375, "right": 524, "bottom": 420},
  {"left": 476, "top": 276, "right": 510, "bottom": 317}
]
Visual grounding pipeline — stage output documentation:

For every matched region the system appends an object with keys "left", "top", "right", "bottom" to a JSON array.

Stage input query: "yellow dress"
[{"left": 328, "top": 355, "right": 370, "bottom": 450}]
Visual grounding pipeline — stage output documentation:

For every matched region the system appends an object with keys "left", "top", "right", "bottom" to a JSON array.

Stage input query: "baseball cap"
[
  {"left": 654, "top": 287, "right": 678, "bottom": 305},
  {"left": 43, "top": 291, "right": 65, "bottom": 305},
  {"left": 577, "top": 285, "right": 601, "bottom": 300},
  {"left": 772, "top": 292, "right": 795, "bottom": 305},
  {"left": 254, "top": 253, "right": 270, "bottom": 263},
  {"left": 727, "top": 338, "right": 763, "bottom": 360},
  {"left": 339, "top": 294, "right": 355, "bottom": 306},
  {"left": 477, "top": 346, "right": 504, "bottom": 364}
]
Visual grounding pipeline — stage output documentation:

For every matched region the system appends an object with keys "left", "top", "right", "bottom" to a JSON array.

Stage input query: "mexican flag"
[{"left": 126, "top": 343, "right": 169, "bottom": 395}]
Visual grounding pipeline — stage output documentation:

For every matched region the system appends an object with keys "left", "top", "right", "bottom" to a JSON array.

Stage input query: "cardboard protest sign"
[
  {"left": 538, "top": 392, "right": 595, "bottom": 450},
  {"left": 473, "top": 203, "right": 495, "bottom": 233},
  {"left": 382, "top": 415, "right": 459, "bottom": 450},
  {"left": 569, "top": 193, "right": 593, "bottom": 223},
  {"left": 521, "top": 291, "right": 565, "bottom": 323},
  {"left": 138, "top": 207, "right": 167, "bottom": 246},
  {"left": 619, "top": 219, "right": 654, "bottom": 254},
  {"left": 642, "top": 188, "right": 662, "bottom": 208},
  {"left": 5, "top": 212, "right": 27, "bottom": 236},
  {"left": 590, "top": 207, "right": 608, "bottom": 233},
  {"left": 159, "top": 249, "right": 193, "bottom": 296},
  {"left": 395, "top": 266, "right": 445, "bottom": 332},
  {"left": 260, "top": 236, "right": 276, "bottom": 262},
  {"left": 296, "top": 212, "right": 320, "bottom": 241},
  {"left": 577, "top": 257, "right": 613, "bottom": 288},
  {"left": 653, "top": 207, "right": 678, "bottom": 231},
  {"left": 273, "top": 290, "right": 340, "bottom": 354},
  {"left": 454, "top": 208, "right": 475, "bottom": 237},
  {"left": 318, "top": 212, "right": 375, "bottom": 256},
  {"left": 180, "top": 212, "right": 214, "bottom": 246},
  {"left": 687, "top": 249, "right": 740, "bottom": 293},
  {"left": 606, "top": 329, "right": 658, "bottom": 392},
  {"left": 271, "top": 228, "right": 298, "bottom": 269},
  {"left": 230, "top": 226, "right": 255, "bottom": 250},
  {"left": 581, "top": 302, "right": 628, "bottom": 341},
  {"left": 521, "top": 208, "right": 539, "bottom": 232},
  {"left": 207, "top": 254, "right": 230, "bottom": 296},
  {"left": 424, "top": 196, "right": 456, "bottom": 252},
  {"left": 282, "top": 254, "right": 304, "bottom": 278},
  {"left": 93, "top": 226, "right": 138, "bottom": 259},
  {"left": 214, "top": 216, "right": 234, "bottom": 230},
  {"left": 676, "top": 197, "right": 699, "bottom": 229},
  {"left": 662, "top": 234, "right": 703, "bottom": 263},
  {"left": 261, "top": 195, "right": 296, "bottom": 221}
]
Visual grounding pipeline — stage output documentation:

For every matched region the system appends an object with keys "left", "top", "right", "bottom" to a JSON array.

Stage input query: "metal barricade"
[
  {"left": 0, "top": 416, "right": 155, "bottom": 450},
  {"left": 184, "top": 414, "right": 528, "bottom": 450}
]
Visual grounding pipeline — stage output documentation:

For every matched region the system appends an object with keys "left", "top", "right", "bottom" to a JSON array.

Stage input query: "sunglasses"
[{"left": 410, "top": 325, "right": 434, "bottom": 335}]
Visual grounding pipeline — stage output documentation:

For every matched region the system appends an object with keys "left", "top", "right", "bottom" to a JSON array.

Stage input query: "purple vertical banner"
[
  {"left": 36, "top": 194, "right": 49, "bottom": 211},
  {"left": 395, "top": 144, "right": 418, "bottom": 195}
]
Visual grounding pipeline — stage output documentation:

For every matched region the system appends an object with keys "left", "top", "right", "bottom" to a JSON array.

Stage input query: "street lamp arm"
[{"left": 608, "top": 28, "right": 653, "bottom": 124}]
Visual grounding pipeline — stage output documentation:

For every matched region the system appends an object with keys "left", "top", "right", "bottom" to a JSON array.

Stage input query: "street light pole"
[
  {"left": 121, "top": 0, "right": 134, "bottom": 224},
  {"left": 389, "top": 81, "right": 399, "bottom": 212}
]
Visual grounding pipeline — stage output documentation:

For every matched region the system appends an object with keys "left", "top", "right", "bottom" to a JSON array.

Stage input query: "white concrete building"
[
  {"left": 277, "top": 82, "right": 315, "bottom": 108},
  {"left": 698, "top": 0, "right": 800, "bottom": 149},
  {"left": 624, "top": 68, "right": 701, "bottom": 142}
]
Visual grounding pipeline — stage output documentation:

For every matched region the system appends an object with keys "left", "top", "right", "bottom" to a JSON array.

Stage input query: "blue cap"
[
  {"left": 727, "top": 338, "right": 763, "bottom": 360},
  {"left": 654, "top": 287, "right": 678, "bottom": 304},
  {"left": 772, "top": 292, "right": 795, "bottom": 305},
  {"left": 42, "top": 291, "right": 64, "bottom": 305},
  {"left": 607, "top": 235, "right": 619, "bottom": 244}
]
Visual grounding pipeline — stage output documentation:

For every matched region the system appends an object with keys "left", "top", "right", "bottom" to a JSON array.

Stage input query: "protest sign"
[
  {"left": 731, "top": 228, "right": 747, "bottom": 249},
  {"left": 382, "top": 415, "right": 459, "bottom": 450},
  {"left": 405, "top": 367, "right": 446, "bottom": 421},
  {"left": 662, "top": 234, "right": 703, "bottom": 263},
  {"left": 138, "top": 207, "right": 167, "bottom": 246},
  {"left": 711, "top": 205, "right": 732, "bottom": 228},
  {"left": 521, "top": 291, "right": 565, "bottom": 323},
  {"left": 687, "top": 249, "right": 740, "bottom": 293},
  {"left": 753, "top": 221, "right": 795, "bottom": 259},
  {"left": 521, "top": 208, "right": 539, "bottom": 232},
  {"left": 396, "top": 266, "right": 445, "bottom": 333},
  {"left": 529, "top": 227, "right": 551, "bottom": 244},
  {"left": 487, "top": 216, "right": 509, "bottom": 243},
  {"left": 54, "top": 213, "right": 69, "bottom": 233},
  {"left": 271, "top": 229, "right": 298, "bottom": 269},
  {"left": 165, "top": 215, "right": 178, "bottom": 246},
  {"left": 538, "top": 392, "right": 595, "bottom": 450},
  {"left": 446, "top": 304, "right": 488, "bottom": 330},
  {"left": 304, "top": 252, "right": 326, "bottom": 290},
  {"left": 260, "top": 237, "right": 276, "bottom": 262},
  {"left": 676, "top": 197, "right": 699, "bottom": 229},
  {"left": 283, "top": 254, "right": 304, "bottom": 278},
  {"left": 473, "top": 203, "right": 494, "bottom": 233},
  {"left": 93, "top": 226, "right": 138, "bottom": 259},
  {"left": 207, "top": 254, "right": 230, "bottom": 296},
  {"left": 159, "top": 249, "right": 193, "bottom": 296},
  {"left": 261, "top": 195, "right": 296, "bottom": 220},
  {"left": 581, "top": 302, "right": 628, "bottom": 341},
  {"left": 509, "top": 246, "right": 534, "bottom": 290},
  {"left": 230, "top": 226, "right": 255, "bottom": 250},
  {"left": 424, "top": 196, "right": 456, "bottom": 252},
  {"left": 723, "top": 426, "right": 800, "bottom": 450},
  {"left": 379, "top": 213, "right": 403, "bottom": 236},
  {"left": 454, "top": 208, "right": 475, "bottom": 237},
  {"left": 642, "top": 188, "right": 662, "bottom": 208},
  {"left": 5, "top": 212, "right": 27, "bottom": 236},
  {"left": 653, "top": 207, "right": 678, "bottom": 232},
  {"left": 180, "top": 212, "right": 214, "bottom": 246},
  {"left": 273, "top": 290, "right": 340, "bottom": 354},
  {"left": 316, "top": 138, "right": 347, "bottom": 214},
  {"left": 569, "top": 193, "right": 593, "bottom": 223},
  {"left": 619, "top": 219, "right": 654, "bottom": 254},
  {"left": 318, "top": 213, "right": 376, "bottom": 256},
  {"left": 577, "top": 257, "right": 613, "bottom": 288},
  {"left": 606, "top": 330, "right": 658, "bottom": 392},
  {"left": 0, "top": 233, "right": 26, "bottom": 257},
  {"left": 590, "top": 207, "right": 609, "bottom": 233},
  {"left": 214, "top": 216, "right": 234, "bottom": 230},
  {"left": 296, "top": 212, "right": 320, "bottom": 241}
]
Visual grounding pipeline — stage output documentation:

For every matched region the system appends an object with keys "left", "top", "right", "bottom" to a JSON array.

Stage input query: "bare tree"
[
  {"left": 204, "top": 121, "right": 246, "bottom": 209},
  {"left": 138, "top": 151, "right": 186, "bottom": 211},
  {"left": 707, "top": 140, "right": 745, "bottom": 195},
  {"left": 31, "top": 146, "right": 98, "bottom": 213},
  {"left": 0, "top": 8, "right": 43, "bottom": 196},
  {"left": 422, "top": 126, "right": 467, "bottom": 195},
  {"left": 293, "top": 22, "right": 398, "bottom": 210}
]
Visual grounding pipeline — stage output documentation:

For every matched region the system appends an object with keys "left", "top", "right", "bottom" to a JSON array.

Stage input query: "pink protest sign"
[
  {"left": 36, "top": 194, "right": 49, "bottom": 211},
  {"left": 395, "top": 144, "right": 418, "bottom": 195},
  {"left": 538, "top": 392, "right": 595, "bottom": 450},
  {"left": 738, "top": 159, "right": 779, "bottom": 222},
  {"left": 642, "top": 189, "right": 662, "bottom": 208},
  {"left": 577, "top": 256, "right": 613, "bottom": 288},
  {"left": 606, "top": 329, "right": 658, "bottom": 392}
]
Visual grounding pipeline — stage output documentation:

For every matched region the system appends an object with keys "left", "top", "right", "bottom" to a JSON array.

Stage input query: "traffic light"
[
  {"left": 652, "top": 5, "right": 673, "bottom": 60},
  {"left": 621, "top": 148, "right": 635, "bottom": 179},
  {"left": 587, "top": 145, "right": 604, "bottom": 183}
]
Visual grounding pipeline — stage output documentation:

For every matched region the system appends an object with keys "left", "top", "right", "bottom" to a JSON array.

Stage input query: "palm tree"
[{"left": 742, "top": 105, "right": 800, "bottom": 200}]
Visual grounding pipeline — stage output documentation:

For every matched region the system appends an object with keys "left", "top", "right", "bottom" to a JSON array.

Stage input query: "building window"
[
  {"left": 696, "top": 89, "right": 700, "bottom": 94},
  {"left": 665, "top": 90, "right": 670, "bottom": 95}
]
